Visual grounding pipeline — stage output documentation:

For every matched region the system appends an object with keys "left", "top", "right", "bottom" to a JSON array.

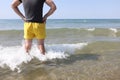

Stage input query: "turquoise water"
[{"left": 0, "top": 19, "right": 120, "bottom": 30}]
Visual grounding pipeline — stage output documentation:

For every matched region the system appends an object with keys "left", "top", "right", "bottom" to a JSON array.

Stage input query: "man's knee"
[{"left": 24, "top": 40, "right": 32, "bottom": 52}]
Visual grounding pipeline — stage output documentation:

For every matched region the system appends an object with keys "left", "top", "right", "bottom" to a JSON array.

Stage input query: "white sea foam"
[
  {"left": 0, "top": 43, "right": 88, "bottom": 72},
  {"left": 86, "top": 28, "right": 95, "bottom": 31},
  {"left": 109, "top": 28, "right": 118, "bottom": 33}
]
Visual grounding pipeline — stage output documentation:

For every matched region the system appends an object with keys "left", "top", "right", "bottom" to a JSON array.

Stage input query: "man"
[{"left": 11, "top": 0, "right": 56, "bottom": 55}]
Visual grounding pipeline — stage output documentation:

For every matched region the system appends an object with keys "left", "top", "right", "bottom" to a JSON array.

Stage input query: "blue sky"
[{"left": 0, "top": 0, "right": 120, "bottom": 19}]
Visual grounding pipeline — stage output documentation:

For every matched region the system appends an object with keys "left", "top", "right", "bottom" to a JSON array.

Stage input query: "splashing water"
[{"left": 0, "top": 43, "right": 88, "bottom": 72}]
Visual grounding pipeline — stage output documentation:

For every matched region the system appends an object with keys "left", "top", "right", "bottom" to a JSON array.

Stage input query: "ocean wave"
[
  {"left": 0, "top": 41, "right": 120, "bottom": 73},
  {"left": 85, "top": 28, "right": 95, "bottom": 31},
  {"left": 109, "top": 28, "right": 118, "bottom": 33},
  {"left": 0, "top": 43, "right": 88, "bottom": 72},
  {"left": 0, "top": 28, "right": 120, "bottom": 42}
]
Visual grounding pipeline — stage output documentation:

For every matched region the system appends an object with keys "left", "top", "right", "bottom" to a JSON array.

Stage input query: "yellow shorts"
[{"left": 24, "top": 22, "right": 46, "bottom": 39}]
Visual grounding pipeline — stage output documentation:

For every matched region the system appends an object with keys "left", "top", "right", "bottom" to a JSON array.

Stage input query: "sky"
[{"left": 0, "top": 0, "right": 120, "bottom": 19}]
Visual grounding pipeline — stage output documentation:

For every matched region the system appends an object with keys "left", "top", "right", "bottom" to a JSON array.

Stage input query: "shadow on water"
[{"left": 45, "top": 53, "right": 100, "bottom": 66}]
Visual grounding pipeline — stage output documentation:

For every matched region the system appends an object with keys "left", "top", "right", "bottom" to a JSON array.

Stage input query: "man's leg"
[
  {"left": 24, "top": 39, "right": 32, "bottom": 53},
  {"left": 37, "top": 39, "right": 46, "bottom": 55}
]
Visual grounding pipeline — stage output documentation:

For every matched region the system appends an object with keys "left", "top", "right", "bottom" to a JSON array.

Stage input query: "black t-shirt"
[{"left": 19, "top": 0, "right": 45, "bottom": 23}]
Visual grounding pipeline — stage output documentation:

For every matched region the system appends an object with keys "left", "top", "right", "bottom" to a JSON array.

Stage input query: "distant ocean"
[
  {"left": 0, "top": 19, "right": 120, "bottom": 30},
  {"left": 0, "top": 19, "right": 120, "bottom": 80}
]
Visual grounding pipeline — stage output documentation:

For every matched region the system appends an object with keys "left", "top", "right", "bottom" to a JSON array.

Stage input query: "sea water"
[{"left": 0, "top": 19, "right": 120, "bottom": 80}]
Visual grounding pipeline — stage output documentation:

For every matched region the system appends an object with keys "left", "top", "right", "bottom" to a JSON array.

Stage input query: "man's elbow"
[
  {"left": 11, "top": 2, "right": 18, "bottom": 9},
  {"left": 52, "top": 5, "right": 57, "bottom": 11},
  {"left": 11, "top": 3, "right": 15, "bottom": 9}
]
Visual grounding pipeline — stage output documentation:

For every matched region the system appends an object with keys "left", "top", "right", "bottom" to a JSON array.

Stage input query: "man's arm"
[
  {"left": 43, "top": 0, "right": 57, "bottom": 22},
  {"left": 11, "top": 0, "right": 26, "bottom": 21}
]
